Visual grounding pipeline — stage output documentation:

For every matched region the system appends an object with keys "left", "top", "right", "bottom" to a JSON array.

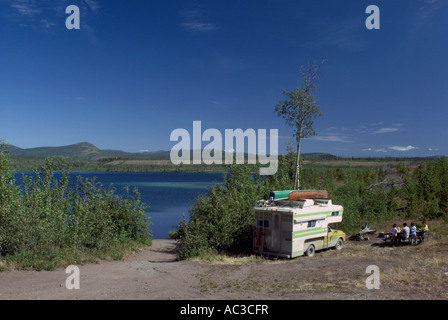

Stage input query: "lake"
[{"left": 15, "top": 171, "right": 225, "bottom": 239}]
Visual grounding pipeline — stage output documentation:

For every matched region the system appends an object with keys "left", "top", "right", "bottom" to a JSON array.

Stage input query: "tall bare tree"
[{"left": 275, "top": 60, "right": 325, "bottom": 190}]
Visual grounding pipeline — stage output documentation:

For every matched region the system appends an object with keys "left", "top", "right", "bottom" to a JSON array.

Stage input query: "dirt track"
[
  {"left": 0, "top": 240, "right": 208, "bottom": 300},
  {"left": 0, "top": 238, "right": 447, "bottom": 300}
]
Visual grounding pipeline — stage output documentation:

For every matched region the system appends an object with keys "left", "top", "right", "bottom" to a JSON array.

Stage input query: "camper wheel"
[
  {"left": 335, "top": 238, "right": 344, "bottom": 250},
  {"left": 305, "top": 244, "right": 315, "bottom": 257}
]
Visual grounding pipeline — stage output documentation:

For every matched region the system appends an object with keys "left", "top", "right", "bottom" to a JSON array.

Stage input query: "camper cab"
[{"left": 254, "top": 192, "right": 346, "bottom": 258}]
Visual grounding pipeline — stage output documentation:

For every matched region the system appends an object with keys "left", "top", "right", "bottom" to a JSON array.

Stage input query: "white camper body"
[{"left": 253, "top": 198, "right": 345, "bottom": 258}]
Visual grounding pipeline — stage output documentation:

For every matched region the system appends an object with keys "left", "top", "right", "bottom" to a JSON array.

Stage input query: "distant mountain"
[
  {"left": 5, "top": 142, "right": 339, "bottom": 162},
  {"left": 6, "top": 142, "right": 171, "bottom": 161}
]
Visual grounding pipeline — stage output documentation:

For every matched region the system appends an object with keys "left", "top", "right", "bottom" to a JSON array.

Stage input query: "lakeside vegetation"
[
  {"left": 8, "top": 155, "right": 233, "bottom": 173},
  {"left": 0, "top": 144, "right": 152, "bottom": 271},
  {"left": 8, "top": 153, "right": 432, "bottom": 173}
]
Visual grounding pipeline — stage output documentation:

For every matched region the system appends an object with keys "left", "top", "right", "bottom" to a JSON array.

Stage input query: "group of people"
[{"left": 390, "top": 221, "right": 429, "bottom": 245}]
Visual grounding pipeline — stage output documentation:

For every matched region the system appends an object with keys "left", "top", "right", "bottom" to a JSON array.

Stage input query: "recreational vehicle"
[{"left": 253, "top": 190, "right": 346, "bottom": 258}]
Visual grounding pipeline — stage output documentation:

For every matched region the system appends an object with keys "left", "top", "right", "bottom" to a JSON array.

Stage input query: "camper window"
[
  {"left": 307, "top": 221, "right": 317, "bottom": 228},
  {"left": 258, "top": 220, "right": 270, "bottom": 228},
  {"left": 331, "top": 211, "right": 339, "bottom": 217}
]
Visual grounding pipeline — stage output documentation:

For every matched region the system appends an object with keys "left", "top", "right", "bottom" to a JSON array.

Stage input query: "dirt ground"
[{"left": 1, "top": 234, "right": 447, "bottom": 300}]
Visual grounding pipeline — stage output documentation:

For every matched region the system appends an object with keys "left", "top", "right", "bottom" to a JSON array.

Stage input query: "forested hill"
[
  {"left": 5, "top": 142, "right": 339, "bottom": 162},
  {"left": 5, "top": 142, "right": 171, "bottom": 161}
]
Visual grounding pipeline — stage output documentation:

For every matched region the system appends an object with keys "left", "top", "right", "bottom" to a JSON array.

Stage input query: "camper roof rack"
[
  {"left": 257, "top": 198, "right": 334, "bottom": 210},
  {"left": 269, "top": 190, "right": 329, "bottom": 202}
]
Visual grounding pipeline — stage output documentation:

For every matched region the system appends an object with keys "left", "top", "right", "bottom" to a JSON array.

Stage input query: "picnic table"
[{"left": 379, "top": 230, "right": 427, "bottom": 245}]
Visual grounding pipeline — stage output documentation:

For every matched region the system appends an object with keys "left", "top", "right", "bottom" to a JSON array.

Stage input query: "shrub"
[{"left": 0, "top": 141, "right": 151, "bottom": 270}]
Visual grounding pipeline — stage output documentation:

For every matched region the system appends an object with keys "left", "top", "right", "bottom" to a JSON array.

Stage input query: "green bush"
[
  {"left": 403, "top": 157, "right": 448, "bottom": 218},
  {"left": 0, "top": 141, "right": 151, "bottom": 270}
]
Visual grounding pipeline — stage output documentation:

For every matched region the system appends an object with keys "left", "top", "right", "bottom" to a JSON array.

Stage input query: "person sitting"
[
  {"left": 399, "top": 223, "right": 410, "bottom": 244},
  {"left": 390, "top": 224, "right": 398, "bottom": 245},
  {"left": 421, "top": 220, "right": 429, "bottom": 242},
  {"left": 410, "top": 222, "right": 417, "bottom": 245}
]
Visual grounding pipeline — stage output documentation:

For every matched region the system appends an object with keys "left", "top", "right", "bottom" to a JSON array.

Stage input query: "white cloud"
[
  {"left": 362, "top": 148, "right": 387, "bottom": 153},
  {"left": 40, "top": 19, "right": 55, "bottom": 29},
  {"left": 303, "top": 17, "right": 367, "bottom": 52},
  {"left": 371, "top": 127, "right": 400, "bottom": 134},
  {"left": 180, "top": 9, "right": 217, "bottom": 32},
  {"left": 310, "top": 135, "right": 352, "bottom": 143},
  {"left": 10, "top": 1, "right": 41, "bottom": 16},
  {"left": 354, "top": 122, "right": 403, "bottom": 135},
  {"left": 389, "top": 145, "right": 418, "bottom": 152},
  {"left": 7, "top": 0, "right": 101, "bottom": 42},
  {"left": 181, "top": 22, "right": 217, "bottom": 32},
  {"left": 84, "top": 0, "right": 100, "bottom": 12},
  {"left": 411, "top": 0, "right": 447, "bottom": 34},
  {"left": 179, "top": 9, "right": 202, "bottom": 19}
]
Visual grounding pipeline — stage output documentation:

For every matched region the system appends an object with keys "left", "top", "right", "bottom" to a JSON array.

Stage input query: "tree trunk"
[
  {"left": 293, "top": 141, "right": 300, "bottom": 190},
  {"left": 293, "top": 127, "right": 303, "bottom": 190}
]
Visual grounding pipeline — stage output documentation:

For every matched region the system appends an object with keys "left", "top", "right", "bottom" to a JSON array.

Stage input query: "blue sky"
[{"left": 0, "top": 0, "right": 447, "bottom": 157}]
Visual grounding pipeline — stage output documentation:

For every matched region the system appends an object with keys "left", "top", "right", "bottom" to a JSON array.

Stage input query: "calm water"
[{"left": 15, "top": 171, "right": 224, "bottom": 239}]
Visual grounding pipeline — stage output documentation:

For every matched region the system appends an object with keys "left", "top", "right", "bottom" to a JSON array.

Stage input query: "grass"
[
  {"left": 0, "top": 239, "right": 150, "bottom": 272},
  {"left": 341, "top": 219, "right": 448, "bottom": 299},
  {"left": 188, "top": 218, "right": 448, "bottom": 299},
  {"left": 187, "top": 249, "right": 277, "bottom": 265}
]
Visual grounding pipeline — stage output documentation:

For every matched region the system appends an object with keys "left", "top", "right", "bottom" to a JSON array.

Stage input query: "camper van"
[{"left": 253, "top": 190, "right": 346, "bottom": 258}]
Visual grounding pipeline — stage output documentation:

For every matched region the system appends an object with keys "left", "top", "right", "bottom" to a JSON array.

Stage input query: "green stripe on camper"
[
  {"left": 293, "top": 210, "right": 343, "bottom": 219},
  {"left": 293, "top": 228, "right": 327, "bottom": 238},
  {"left": 293, "top": 211, "right": 332, "bottom": 219}
]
